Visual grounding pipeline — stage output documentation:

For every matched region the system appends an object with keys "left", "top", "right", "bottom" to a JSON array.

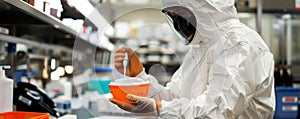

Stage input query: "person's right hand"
[{"left": 114, "top": 47, "right": 143, "bottom": 77}]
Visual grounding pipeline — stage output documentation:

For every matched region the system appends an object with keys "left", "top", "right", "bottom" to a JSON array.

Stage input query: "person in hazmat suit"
[{"left": 110, "top": 0, "right": 275, "bottom": 118}]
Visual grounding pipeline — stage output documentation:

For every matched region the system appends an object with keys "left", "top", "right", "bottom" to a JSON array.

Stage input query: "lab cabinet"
[
  {"left": 275, "top": 87, "right": 300, "bottom": 119},
  {"left": 0, "top": 0, "right": 112, "bottom": 81}
]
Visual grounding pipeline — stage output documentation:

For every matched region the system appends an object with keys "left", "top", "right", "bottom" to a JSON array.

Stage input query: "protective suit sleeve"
[
  {"left": 162, "top": 44, "right": 272, "bottom": 119},
  {"left": 137, "top": 66, "right": 183, "bottom": 101},
  {"left": 138, "top": 44, "right": 273, "bottom": 118}
]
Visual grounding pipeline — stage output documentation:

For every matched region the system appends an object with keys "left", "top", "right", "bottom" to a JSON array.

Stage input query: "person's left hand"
[{"left": 109, "top": 94, "right": 161, "bottom": 116}]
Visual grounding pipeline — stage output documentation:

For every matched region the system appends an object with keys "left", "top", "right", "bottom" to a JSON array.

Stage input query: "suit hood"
[{"left": 162, "top": 0, "right": 240, "bottom": 46}]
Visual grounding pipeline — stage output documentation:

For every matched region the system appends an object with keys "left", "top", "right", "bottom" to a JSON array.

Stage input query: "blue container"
[
  {"left": 89, "top": 68, "right": 113, "bottom": 94},
  {"left": 89, "top": 78, "right": 111, "bottom": 94},
  {"left": 275, "top": 87, "right": 300, "bottom": 119},
  {"left": 92, "top": 68, "right": 112, "bottom": 73}
]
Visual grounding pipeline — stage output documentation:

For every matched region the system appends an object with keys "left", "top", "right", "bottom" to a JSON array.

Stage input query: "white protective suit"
[{"left": 137, "top": 0, "right": 276, "bottom": 118}]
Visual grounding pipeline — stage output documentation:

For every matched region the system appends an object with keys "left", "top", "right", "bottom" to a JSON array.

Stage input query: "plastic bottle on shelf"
[
  {"left": 0, "top": 66, "right": 13, "bottom": 113},
  {"left": 89, "top": 68, "right": 114, "bottom": 94}
]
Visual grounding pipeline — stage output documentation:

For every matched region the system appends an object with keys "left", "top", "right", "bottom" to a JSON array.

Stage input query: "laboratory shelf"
[
  {"left": 0, "top": 34, "right": 72, "bottom": 53},
  {"left": 0, "top": 0, "right": 109, "bottom": 51},
  {"left": 2, "top": 0, "right": 87, "bottom": 41}
]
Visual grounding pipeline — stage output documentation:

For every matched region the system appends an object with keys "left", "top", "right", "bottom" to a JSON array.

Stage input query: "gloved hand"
[
  {"left": 109, "top": 94, "right": 162, "bottom": 116},
  {"left": 114, "top": 47, "right": 143, "bottom": 77}
]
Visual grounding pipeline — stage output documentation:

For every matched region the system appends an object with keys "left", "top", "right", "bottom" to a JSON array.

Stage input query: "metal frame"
[{"left": 256, "top": 0, "right": 263, "bottom": 35}]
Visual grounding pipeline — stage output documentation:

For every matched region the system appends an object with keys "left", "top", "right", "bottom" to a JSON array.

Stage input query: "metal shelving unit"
[
  {"left": 0, "top": 0, "right": 111, "bottom": 51},
  {"left": 2, "top": 0, "right": 88, "bottom": 41},
  {"left": 0, "top": 0, "right": 115, "bottom": 80}
]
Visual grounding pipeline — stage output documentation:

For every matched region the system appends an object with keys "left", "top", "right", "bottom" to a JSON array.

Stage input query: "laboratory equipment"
[
  {"left": 13, "top": 82, "right": 60, "bottom": 117},
  {"left": 123, "top": 52, "right": 128, "bottom": 77},
  {"left": 275, "top": 87, "right": 300, "bottom": 118}
]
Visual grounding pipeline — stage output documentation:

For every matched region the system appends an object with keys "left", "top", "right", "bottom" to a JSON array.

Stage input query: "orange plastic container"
[
  {"left": 0, "top": 112, "right": 50, "bottom": 119},
  {"left": 109, "top": 80, "right": 150, "bottom": 104}
]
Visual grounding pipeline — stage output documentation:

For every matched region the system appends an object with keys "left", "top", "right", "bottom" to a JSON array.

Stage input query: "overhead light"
[
  {"left": 123, "top": 0, "right": 150, "bottom": 4},
  {"left": 51, "top": 59, "right": 56, "bottom": 70},
  {"left": 65, "top": 65, "right": 74, "bottom": 74},
  {"left": 56, "top": 67, "right": 65, "bottom": 76}
]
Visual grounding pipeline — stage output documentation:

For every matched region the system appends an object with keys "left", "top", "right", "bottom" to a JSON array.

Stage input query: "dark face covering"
[{"left": 162, "top": 6, "right": 197, "bottom": 45}]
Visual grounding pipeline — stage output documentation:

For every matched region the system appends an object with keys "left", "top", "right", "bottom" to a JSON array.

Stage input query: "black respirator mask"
[{"left": 162, "top": 6, "right": 197, "bottom": 45}]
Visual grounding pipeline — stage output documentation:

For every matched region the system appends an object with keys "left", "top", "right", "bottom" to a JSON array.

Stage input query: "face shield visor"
[{"left": 162, "top": 6, "right": 197, "bottom": 45}]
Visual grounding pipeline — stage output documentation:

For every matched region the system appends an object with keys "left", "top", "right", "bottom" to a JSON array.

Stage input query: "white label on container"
[
  {"left": 282, "top": 106, "right": 298, "bottom": 111},
  {"left": 19, "top": 96, "right": 32, "bottom": 106}
]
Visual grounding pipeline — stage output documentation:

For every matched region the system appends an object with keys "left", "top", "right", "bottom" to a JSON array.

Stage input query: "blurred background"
[{"left": 1, "top": 0, "right": 300, "bottom": 118}]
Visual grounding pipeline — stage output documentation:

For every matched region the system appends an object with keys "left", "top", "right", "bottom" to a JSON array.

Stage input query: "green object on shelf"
[{"left": 89, "top": 78, "right": 111, "bottom": 94}]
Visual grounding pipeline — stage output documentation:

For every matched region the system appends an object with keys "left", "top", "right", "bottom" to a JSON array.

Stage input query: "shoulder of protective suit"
[{"left": 217, "top": 26, "right": 249, "bottom": 50}]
